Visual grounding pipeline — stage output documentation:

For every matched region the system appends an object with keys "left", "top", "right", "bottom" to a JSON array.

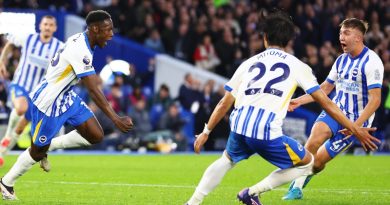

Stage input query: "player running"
[
  {"left": 0, "top": 15, "right": 63, "bottom": 167},
  {"left": 283, "top": 18, "right": 384, "bottom": 200},
  {"left": 185, "top": 12, "right": 379, "bottom": 205},
  {"left": 0, "top": 10, "right": 133, "bottom": 200}
]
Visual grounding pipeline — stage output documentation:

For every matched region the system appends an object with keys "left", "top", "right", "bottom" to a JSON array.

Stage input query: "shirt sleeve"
[
  {"left": 296, "top": 63, "right": 320, "bottom": 94},
  {"left": 63, "top": 44, "right": 95, "bottom": 79},
  {"left": 326, "top": 57, "right": 341, "bottom": 84},
  {"left": 6, "top": 32, "right": 32, "bottom": 47},
  {"left": 365, "top": 54, "right": 384, "bottom": 90},
  {"left": 224, "top": 60, "right": 248, "bottom": 97}
]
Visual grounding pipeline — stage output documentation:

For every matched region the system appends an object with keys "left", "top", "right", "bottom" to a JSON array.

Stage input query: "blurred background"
[{"left": 0, "top": 0, "right": 389, "bottom": 154}]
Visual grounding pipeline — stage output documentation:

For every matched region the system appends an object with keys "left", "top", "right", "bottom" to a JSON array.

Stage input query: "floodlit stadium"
[{"left": 0, "top": 0, "right": 389, "bottom": 204}]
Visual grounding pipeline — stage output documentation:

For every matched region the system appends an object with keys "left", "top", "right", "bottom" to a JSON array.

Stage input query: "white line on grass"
[{"left": 23, "top": 180, "right": 390, "bottom": 195}]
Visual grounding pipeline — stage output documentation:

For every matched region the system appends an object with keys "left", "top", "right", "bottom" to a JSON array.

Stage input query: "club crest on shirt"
[
  {"left": 39, "top": 135, "right": 47, "bottom": 143},
  {"left": 83, "top": 56, "right": 90, "bottom": 65},
  {"left": 352, "top": 67, "right": 359, "bottom": 77},
  {"left": 297, "top": 143, "right": 304, "bottom": 151}
]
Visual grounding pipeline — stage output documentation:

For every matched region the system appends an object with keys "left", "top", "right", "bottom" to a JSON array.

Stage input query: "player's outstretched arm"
[
  {"left": 81, "top": 74, "right": 133, "bottom": 133},
  {"left": 310, "top": 89, "right": 380, "bottom": 151},
  {"left": 289, "top": 81, "right": 335, "bottom": 112},
  {"left": 0, "top": 42, "right": 14, "bottom": 78},
  {"left": 354, "top": 88, "right": 381, "bottom": 126},
  {"left": 194, "top": 91, "right": 235, "bottom": 153}
]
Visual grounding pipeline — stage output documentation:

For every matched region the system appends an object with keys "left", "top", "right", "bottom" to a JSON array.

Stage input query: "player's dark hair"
[
  {"left": 42, "top": 15, "right": 55, "bottom": 20},
  {"left": 41, "top": 15, "right": 56, "bottom": 23},
  {"left": 86, "top": 10, "right": 111, "bottom": 26},
  {"left": 262, "top": 11, "right": 295, "bottom": 47},
  {"left": 339, "top": 18, "right": 368, "bottom": 35},
  {"left": 160, "top": 84, "right": 169, "bottom": 92}
]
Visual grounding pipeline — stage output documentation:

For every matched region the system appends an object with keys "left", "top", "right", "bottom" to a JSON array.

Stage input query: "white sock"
[
  {"left": 292, "top": 175, "right": 308, "bottom": 189},
  {"left": 0, "top": 110, "right": 21, "bottom": 154},
  {"left": 249, "top": 154, "right": 314, "bottom": 196},
  {"left": 2, "top": 148, "right": 37, "bottom": 186},
  {"left": 49, "top": 130, "right": 91, "bottom": 151},
  {"left": 4, "top": 110, "right": 20, "bottom": 139},
  {"left": 187, "top": 153, "right": 234, "bottom": 205}
]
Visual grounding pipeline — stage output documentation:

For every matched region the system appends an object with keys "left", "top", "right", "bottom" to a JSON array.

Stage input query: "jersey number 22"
[{"left": 245, "top": 62, "right": 290, "bottom": 97}]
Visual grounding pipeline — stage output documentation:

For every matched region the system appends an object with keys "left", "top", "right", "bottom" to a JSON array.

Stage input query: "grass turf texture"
[{"left": 0, "top": 154, "right": 389, "bottom": 204}]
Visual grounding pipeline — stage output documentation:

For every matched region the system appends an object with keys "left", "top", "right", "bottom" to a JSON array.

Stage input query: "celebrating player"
[
  {"left": 185, "top": 12, "right": 379, "bottom": 205},
  {"left": 0, "top": 15, "right": 63, "bottom": 167},
  {"left": 283, "top": 18, "right": 384, "bottom": 200},
  {"left": 0, "top": 10, "right": 133, "bottom": 200}
]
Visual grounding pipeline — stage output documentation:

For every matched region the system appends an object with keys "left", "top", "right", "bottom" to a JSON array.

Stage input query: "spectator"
[
  {"left": 144, "top": 28, "right": 165, "bottom": 53},
  {"left": 174, "top": 23, "right": 192, "bottom": 61},
  {"left": 161, "top": 17, "right": 176, "bottom": 56},
  {"left": 107, "top": 83, "right": 127, "bottom": 114},
  {"left": 193, "top": 35, "right": 220, "bottom": 71},
  {"left": 129, "top": 85, "right": 146, "bottom": 106},
  {"left": 215, "top": 29, "right": 237, "bottom": 77},
  {"left": 129, "top": 98, "right": 152, "bottom": 139},
  {"left": 366, "top": 22, "right": 385, "bottom": 48},
  {"left": 151, "top": 84, "right": 173, "bottom": 111},
  {"left": 178, "top": 73, "right": 202, "bottom": 111},
  {"left": 158, "top": 102, "right": 187, "bottom": 151},
  {"left": 118, "top": 0, "right": 137, "bottom": 38}
]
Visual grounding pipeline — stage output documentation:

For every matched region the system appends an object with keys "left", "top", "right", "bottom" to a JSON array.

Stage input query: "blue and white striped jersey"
[
  {"left": 7, "top": 33, "right": 63, "bottom": 93},
  {"left": 30, "top": 32, "right": 96, "bottom": 117},
  {"left": 326, "top": 47, "right": 384, "bottom": 127},
  {"left": 225, "top": 48, "right": 320, "bottom": 140}
]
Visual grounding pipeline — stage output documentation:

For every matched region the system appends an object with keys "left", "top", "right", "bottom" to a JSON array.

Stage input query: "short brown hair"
[
  {"left": 41, "top": 15, "right": 56, "bottom": 24},
  {"left": 339, "top": 18, "right": 369, "bottom": 35}
]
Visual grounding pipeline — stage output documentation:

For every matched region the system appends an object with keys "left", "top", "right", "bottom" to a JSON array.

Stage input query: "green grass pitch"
[{"left": 0, "top": 154, "right": 389, "bottom": 204}]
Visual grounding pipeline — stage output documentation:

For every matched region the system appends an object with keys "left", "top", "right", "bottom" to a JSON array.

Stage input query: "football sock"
[
  {"left": 2, "top": 148, "right": 36, "bottom": 187},
  {"left": 49, "top": 130, "right": 91, "bottom": 151},
  {"left": 292, "top": 175, "right": 308, "bottom": 189},
  {"left": 249, "top": 154, "right": 314, "bottom": 196},
  {"left": 187, "top": 153, "right": 234, "bottom": 205},
  {"left": 0, "top": 110, "right": 21, "bottom": 154}
]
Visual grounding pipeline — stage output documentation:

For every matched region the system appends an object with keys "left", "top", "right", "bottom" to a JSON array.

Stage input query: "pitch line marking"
[{"left": 23, "top": 180, "right": 390, "bottom": 195}]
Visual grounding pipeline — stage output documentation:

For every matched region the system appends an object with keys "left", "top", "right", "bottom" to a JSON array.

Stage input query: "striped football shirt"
[{"left": 225, "top": 48, "right": 320, "bottom": 140}]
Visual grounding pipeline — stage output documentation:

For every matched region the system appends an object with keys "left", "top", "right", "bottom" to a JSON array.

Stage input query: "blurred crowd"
[
  {"left": 69, "top": 64, "right": 230, "bottom": 153},
  {"left": 1, "top": 0, "right": 390, "bottom": 152}
]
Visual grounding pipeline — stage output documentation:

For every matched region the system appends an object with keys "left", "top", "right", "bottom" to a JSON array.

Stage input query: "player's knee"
[
  {"left": 15, "top": 127, "right": 23, "bottom": 135},
  {"left": 305, "top": 138, "right": 325, "bottom": 153},
  {"left": 13, "top": 99, "right": 28, "bottom": 116},
  {"left": 29, "top": 148, "right": 46, "bottom": 161},
  {"left": 313, "top": 159, "right": 325, "bottom": 174},
  {"left": 14, "top": 106, "right": 27, "bottom": 116},
  {"left": 297, "top": 152, "right": 314, "bottom": 175},
  {"left": 88, "top": 130, "right": 104, "bottom": 144},
  {"left": 222, "top": 151, "right": 234, "bottom": 164}
]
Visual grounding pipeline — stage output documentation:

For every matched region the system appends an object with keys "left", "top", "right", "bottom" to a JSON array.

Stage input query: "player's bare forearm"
[
  {"left": 194, "top": 91, "right": 234, "bottom": 153},
  {"left": 82, "top": 75, "right": 118, "bottom": 121},
  {"left": 0, "top": 42, "right": 14, "bottom": 64},
  {"left": 206, "top": 91, "right": 235, "bottom": 131},
  {"left": 0, "top": 42, "right": 14, "bottom": 78},
  {"left": 295, "top": 81, "right": 335, "bottom": 106},
  {"left": 355, "top": 88, "right": 381, "bottom": 127}
]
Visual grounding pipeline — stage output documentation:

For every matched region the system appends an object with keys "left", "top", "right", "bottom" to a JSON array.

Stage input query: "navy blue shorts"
[
  {"left": 316, "top": 111, "right": 356, "bottom": 158},
  {"left": 226, "top": 132, "right": 306, "bottom": 169},
  {"left": 30, "top": 96, "right": 94, "bottom": 147}
]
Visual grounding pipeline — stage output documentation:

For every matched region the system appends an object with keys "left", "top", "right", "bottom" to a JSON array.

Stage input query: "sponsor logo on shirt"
[{"left": 374, "top": 69, "right": 381, "bottom": 81}]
